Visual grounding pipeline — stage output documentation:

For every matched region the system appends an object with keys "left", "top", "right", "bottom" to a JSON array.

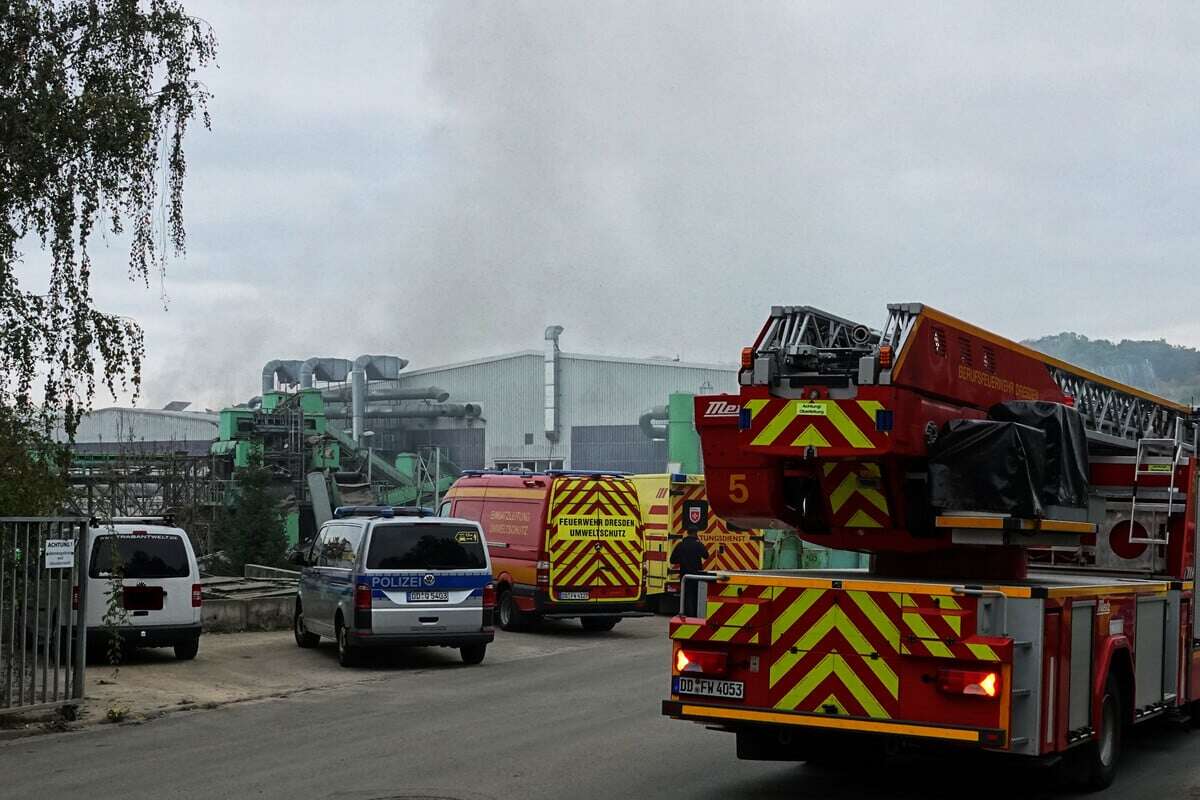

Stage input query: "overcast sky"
[{"left": 21, "top": 2, "right": 1200, "bottom": 410}]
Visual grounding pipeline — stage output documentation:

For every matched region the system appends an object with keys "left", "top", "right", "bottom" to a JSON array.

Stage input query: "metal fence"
[{"left": 0, "top": 518, "right": 88, "bottom": 714}]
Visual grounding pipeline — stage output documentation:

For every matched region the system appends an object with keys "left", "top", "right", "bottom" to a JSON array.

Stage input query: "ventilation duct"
[
  {"left": 544, "top": 325, "right": 563, "bottom": 442},
  {"left": 353, "top": 354, "right": 409, "bottom": 380},
  {"left": 350, "top": 354, "right": 410, "bottom": 444},
  {"left": 328, "top": 403, "right": 482, "bottom": 420},
  {"left": 640, "top": 405, "right": 669, "bottom": 441},
  {"left": 261, "top": 360, "right": 304, "bottom": 395},
  {"left": 322, "top": 386, "right": 449, "bottom": 403},
  {"left": 300, "top": 357, "right": 353, "bottom": 388}
]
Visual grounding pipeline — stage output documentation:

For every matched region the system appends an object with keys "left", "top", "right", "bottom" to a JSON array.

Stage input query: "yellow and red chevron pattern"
[
  {"left": 670, "top": 583, "right": 770, "bottom": 645},
  {"left": 670, "top": 480, "right": 763, "bottom": 573},
  {"left": 741, "top": 397, "right": 889, "bottom": 453},
  {"left": 768, "top": 587, "right": 901, "bottom": 719},
  {"left": 548, "top": 477, "right": 644, "bottom": 601},
  {"left": 820, "top": 462, "right": 891, "bottom": 530},
  {"left": 893, "top": 593, "right": 1006, "bottom": 662}
]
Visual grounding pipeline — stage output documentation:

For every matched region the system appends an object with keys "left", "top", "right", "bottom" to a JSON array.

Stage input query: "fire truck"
[
  {"left": 632, "top": 473, "right": 765, "bottom": 612},
  {"left": 662, "top": 303, "right": 1199, "bottom": 789}
]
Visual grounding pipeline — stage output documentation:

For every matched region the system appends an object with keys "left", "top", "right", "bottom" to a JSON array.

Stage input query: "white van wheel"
[{"left": 174, "top": 638, "right": 199, "bottom": 661}]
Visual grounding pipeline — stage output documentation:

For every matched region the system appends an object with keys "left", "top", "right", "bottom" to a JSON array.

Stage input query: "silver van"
[{"left": 292, "top": 507, "right": 495, "bottom": 667}]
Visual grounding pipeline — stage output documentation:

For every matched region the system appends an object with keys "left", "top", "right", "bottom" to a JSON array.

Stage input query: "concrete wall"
[{"left": 202, "top": 597, "right": 294, "bottom": 633}]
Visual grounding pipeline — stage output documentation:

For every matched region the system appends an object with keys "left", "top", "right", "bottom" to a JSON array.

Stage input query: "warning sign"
[
  {"left": 44, "top": 539, "right": 75, "bottom": 569},
  {"left": 555, "top": 514, "right": 639, "bottom": 542},
  {"left": 795, "top": 402, "right": 827, "bottom": 416}
]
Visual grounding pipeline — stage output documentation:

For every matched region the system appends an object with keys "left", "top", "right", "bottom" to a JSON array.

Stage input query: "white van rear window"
[
  {"left": 366, "top": 523, "right": 486, "bottom": 570},
  {"left": 90, "top": 533, "right": 190, "bottom": 579}
]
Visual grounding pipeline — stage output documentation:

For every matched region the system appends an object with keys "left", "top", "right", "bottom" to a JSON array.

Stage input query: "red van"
[{"left": 441, "top": 471, "right": 647, "bottom": 632}]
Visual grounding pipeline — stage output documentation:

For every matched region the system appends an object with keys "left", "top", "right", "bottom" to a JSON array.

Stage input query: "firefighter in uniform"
[{"left": 670, "top": 529, "right": 709, "bottom": 617}]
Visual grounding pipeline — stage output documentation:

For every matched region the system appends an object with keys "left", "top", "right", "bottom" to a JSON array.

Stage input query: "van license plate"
[
  {"left": 673, "top": 677, "right": 744, "bottom": 700},
  {"left": 559, "top": 591, "right": 589, "bottom": 601},
  {"left": 408, "top": 591, "right": 449, "bottom": 602}
]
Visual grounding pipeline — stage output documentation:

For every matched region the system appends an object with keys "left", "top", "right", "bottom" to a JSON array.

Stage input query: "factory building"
[
  {"left": 54, "top": 406, "right": 219, "bottom": 456},
  {"left": 64, "top": 327, "right": 738, "bottom": 475}
]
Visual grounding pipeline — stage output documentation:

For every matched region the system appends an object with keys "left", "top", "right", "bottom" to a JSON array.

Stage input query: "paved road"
[{"left": 3, "top": 616, "right": 1198, "bottom": 800}]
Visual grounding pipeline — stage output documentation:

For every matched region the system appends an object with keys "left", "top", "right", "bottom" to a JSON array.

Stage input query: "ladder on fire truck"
[{"left": 750, "top": 303, "right": 1200, "bottom": 547}]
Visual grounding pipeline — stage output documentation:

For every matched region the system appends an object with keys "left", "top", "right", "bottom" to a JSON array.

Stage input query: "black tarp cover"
[
  {"left": 929, "top": 419, "right": 1047, "bottom": 517},
  {"left": 988, "top": 401, "right": 1089, "bottom": 509}
]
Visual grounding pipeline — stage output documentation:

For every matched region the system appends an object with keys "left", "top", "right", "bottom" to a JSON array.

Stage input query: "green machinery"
[{"left": 212, "top": 390, "right": 461, "bottom": 545}]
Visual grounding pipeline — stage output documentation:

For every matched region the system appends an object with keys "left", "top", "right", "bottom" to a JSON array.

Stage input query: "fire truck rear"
[{"left": 662, "top": 303, "right": 1200, "bottom": 790}]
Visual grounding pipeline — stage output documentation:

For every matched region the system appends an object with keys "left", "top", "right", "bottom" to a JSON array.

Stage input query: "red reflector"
[
  {"left": 938, "top": 668, "right": 1000, "bottom": 698},
  {"left": 191, "top": 584, "right": 203, "bottom": 608},
  {"left": 878, "top": 345, "right": 893, "bottom": 368},
  {"left": 483, "top": 584, "right": 496, "bottom": 609},
  {"left": 354, "top": 583, "right": 372, "bottom": 610},
  {"left": 675, "top": 648, "right": 728, "bottom": 677},
  {"left": 71, "top": 586, "right": 80, "bottom": 610}
]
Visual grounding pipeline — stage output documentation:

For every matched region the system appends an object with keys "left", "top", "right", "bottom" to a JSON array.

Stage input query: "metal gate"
[{"left": 0, "top": 518, "right": 88, "bottom": 713}]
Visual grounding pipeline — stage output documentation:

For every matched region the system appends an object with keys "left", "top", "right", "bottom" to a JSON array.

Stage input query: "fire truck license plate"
[
  {"left": 673, "top": 677, "right": 744, "bottom": 700},
  {"left": 408, "top": 591, "right": 449, "bottom": 602},
  {"left": 559, "top": 591, "right": 589, "bottom": 601}
]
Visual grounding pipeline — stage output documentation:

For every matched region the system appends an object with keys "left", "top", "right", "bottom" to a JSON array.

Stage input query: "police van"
[{"left": 292, "top": 507, "right": 495, "bottom": 667}]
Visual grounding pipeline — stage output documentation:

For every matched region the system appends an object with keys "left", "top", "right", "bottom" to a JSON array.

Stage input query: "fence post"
[{"left": 71, "top": 520, "right": 88, "bottom": 701}]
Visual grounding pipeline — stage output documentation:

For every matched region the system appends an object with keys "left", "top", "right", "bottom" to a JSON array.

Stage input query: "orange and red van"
[{"left": 440, "top": 470, "right": 646, "bottom": 632}]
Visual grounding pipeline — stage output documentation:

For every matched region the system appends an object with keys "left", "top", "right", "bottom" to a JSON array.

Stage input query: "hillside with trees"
[{"left": 1026, "top": 333, "right": 1200, "bottom": 405}]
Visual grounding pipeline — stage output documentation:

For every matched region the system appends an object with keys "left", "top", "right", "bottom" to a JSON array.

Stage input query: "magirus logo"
[{"left": 704, "top": 400, "right": 741, "bottom": 418}]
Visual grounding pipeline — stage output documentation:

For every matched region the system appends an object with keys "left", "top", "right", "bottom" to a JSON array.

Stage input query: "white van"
[{"left": 80, "top": 519, "right": 203, "bottom": 660}]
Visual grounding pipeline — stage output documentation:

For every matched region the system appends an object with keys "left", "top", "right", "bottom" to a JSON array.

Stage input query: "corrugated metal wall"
[
  {"left": 571, "top": 425, "right": 667, "bottom": 473},
  {"left": 56, "top": 409, "right": 219, "bottom": 447},
  {"left": 395, "top": 351, "right": 737, "bottom": 470}
]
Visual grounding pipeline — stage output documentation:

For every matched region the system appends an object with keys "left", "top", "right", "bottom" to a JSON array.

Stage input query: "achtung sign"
[{"left": 556, "top": 514, "right": 639, "bottom": 541}]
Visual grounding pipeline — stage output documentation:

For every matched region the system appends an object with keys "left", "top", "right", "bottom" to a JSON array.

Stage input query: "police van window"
[
  {"left": 318, "top": 525, "right": 356, "bottom": 569},
  {"left": 366, "top": 523, "right": 486, "bottom": 570},
  {"left": 90, "top": 533, "right": 189, "bottom": 579},
  {"left": 308, "top": 525, "right": 330, "bottom": 564}
]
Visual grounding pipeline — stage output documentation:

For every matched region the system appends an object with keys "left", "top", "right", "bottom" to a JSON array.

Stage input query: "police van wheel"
[
  {"left": 497, "top": 589, "right": 525, "bottom": 632},
  {"left": 581, "top": 616, "right": 618, "bottom": 632},
  {"left": 336, "top": 620, "right": 362, "bottom": 668},
  {"left": 460, "top": 643, "right": 487, "bottom": 665},
  {"left": 294, "top": 602, "right": 320, "bottom": 648}
]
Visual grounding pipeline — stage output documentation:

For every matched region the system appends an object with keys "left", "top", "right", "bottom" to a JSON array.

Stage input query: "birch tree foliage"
[{"left": 1, "top": 0, "right": 216, "bottom": 436}]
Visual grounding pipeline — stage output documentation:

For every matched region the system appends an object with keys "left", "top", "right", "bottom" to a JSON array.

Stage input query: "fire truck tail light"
[
  {"left": 740, "top": 348, "right": 754, "bottom": 369},
  {"left": 675, "top": 648, "right": 728, "bottom": 676},
  {"left": 938, "top": 668, "right": 999, "bottom": 698},
  {"left": 878, "top": 345, "right": 893, "bottom": 368}
]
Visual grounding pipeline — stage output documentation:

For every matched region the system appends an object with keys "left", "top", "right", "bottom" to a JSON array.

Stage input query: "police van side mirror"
[{"left": 289, "top": 549, "right": 308, "bottom": 567}]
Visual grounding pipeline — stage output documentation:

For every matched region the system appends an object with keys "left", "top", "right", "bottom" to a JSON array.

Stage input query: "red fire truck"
[{"left": 662, "top": 303, "right": 1199, "bottom": 789}]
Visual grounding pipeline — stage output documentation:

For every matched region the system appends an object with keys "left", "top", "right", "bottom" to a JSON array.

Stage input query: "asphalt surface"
[{"left": 2, "top": 616, "right": 1199, "bottom": 800}]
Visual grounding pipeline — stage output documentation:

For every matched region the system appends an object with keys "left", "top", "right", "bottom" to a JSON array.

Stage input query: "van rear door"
[
  {"left": 87, "top": 527, "right": 196, "bottom": 629},
  {"left": 362, "top": 521, "right": 491, "bottom": 635},
  {"left": 547, "top": 476, "right": 644, "bottom": 603}
]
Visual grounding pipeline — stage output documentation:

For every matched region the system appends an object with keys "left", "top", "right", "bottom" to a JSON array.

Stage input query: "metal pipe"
[
  {"left": 322, "top": 386, "right": 450, "bottom": 403},
  {"left": 351, "top": 369, "right": 366, "bottom": 443},
  {"left": 328, "top": 403, "right": 482, "bottom": 420},
  {"left": 299, "top": 357, "right": 353, "bottom": 388},
  {"left": 260, "top": 360, "right": 304, "bottom": 395},
  {"left": 544, "top": 325, "right": 563, "bottom": 442},
  {"left": 639, "top": 405, "right": 669, "bottom": 441}
]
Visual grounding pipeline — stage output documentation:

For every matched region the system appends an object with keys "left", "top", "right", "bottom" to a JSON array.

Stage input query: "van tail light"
[
  {"left": 191, "top": 584, "right": 203, "bottom": 608},
  {"left": 482, "top": 583, "right": 496, "bottom": 630},
  {"left": 354, "top": 583, "right": 373, "bottom": 630},
  {"left": 71, "top": 586, "right": 80, "bottom": 610},
  {"left": 675, "top": 647, "right": 728, "bottom": 677},
  {"left": 536, "top": 560, "right": 550, "bottom": 586},
  {"left": 938, "top": 668, "right": 1000, "bottom": 698}
]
